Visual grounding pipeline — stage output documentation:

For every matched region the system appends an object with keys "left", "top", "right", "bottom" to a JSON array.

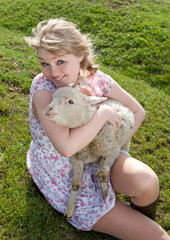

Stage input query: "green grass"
[
  {"left": 0, "top": 0, "right": 169, "bottom": 239},
  {"left": 0, "top": 0, "right": 169, "bottom": 93}
]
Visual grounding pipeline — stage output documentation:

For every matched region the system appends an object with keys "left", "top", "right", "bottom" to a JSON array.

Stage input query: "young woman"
[{"left": 25, "top": 18, "right": 169, "bottom": 240}]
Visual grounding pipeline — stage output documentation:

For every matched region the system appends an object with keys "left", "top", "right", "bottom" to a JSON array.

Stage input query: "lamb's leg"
[
  {"left": 64, "top": 157, "right": 84, "bottom": 221},
  {"left": 97, "top": 153, "right": 119, "bottom": 199}
]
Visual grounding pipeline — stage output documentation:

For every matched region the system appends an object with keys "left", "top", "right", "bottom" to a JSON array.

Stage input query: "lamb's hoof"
[
  {"left": 101, "top": 184, "right": 108, "bottom": 199},
  {"left": 102, "top": 190, "right": 108, "bottom": 199},
  {"left": 64, "top": 214, "right": 72, "bottom": 222},
  {"left": 100, "top": 180, "right": 108, "bottom": 199},
  {"left": 97, "top": 171, "right": 107, "bottom": 182},
  {"left": 64, "top": 202, "right": 76, "bottom": 221},
  {"left": 64, "top": 209, "right": 73, "bottom": 221}
]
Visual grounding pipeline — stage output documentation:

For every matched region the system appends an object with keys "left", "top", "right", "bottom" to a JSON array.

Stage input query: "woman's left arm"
[{"left": 108, "top": 81, "right": 146, "bottom": 147}]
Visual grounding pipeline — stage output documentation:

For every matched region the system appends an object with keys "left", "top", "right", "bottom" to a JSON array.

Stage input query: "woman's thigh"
[
  {"left": 92, "top": 198, "right": 169, "bottom": 240},
  {"left": 110, "top": 153, "right": 159, "bottom": 205}
]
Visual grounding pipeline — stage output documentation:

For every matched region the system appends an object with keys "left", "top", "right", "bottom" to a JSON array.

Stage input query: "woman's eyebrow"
[
  {"left": 37, "top": 56, "right": 44, "bottom": 60},
  {"left": 37, "top": 56, "right": 57, "bottom": 60}
]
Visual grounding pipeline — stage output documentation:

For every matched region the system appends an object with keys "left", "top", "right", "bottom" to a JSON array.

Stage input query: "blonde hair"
[{"left": 25, "top": 18, "right": 98, "bottom": 74}]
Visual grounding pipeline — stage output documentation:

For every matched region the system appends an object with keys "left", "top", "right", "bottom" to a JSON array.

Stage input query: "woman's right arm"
[{"left": 33, "top": 89, "right": 121, "bottom": 158}]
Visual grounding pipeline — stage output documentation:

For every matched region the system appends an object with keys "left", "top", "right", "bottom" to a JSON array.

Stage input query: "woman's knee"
[
  {"left": 130, "top": 162, "right": 160, "bottom": 204},
  {"left": 110, "top": 154, "right": 159, "bottom": 202},
  {"left": 138, "top": 164, "right": 159, "bottom": 191}
]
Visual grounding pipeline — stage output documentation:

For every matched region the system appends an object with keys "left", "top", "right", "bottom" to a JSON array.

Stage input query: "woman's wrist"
[
  {"left": 97, "top": 105, "right": 112, "bottom": 120},
  {"left": 97, "top": 105, "right": 121, "bottom": 132}
]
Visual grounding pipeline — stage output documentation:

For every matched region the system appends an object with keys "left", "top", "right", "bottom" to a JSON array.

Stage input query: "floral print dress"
[{"left": 26, "top": 70, "right": 117, "bottom": 231}]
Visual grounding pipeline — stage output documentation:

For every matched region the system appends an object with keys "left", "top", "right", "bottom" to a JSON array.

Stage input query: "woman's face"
[{"left": 37, "top": 48, "right": 83, "bottom": 88}]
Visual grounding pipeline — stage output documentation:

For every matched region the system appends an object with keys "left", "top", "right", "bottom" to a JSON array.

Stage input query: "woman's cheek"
[{"left": 42, "top": 68, "right": 49, "bottom": 76}]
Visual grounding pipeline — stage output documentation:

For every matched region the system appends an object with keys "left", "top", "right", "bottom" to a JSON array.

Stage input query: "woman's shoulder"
[
  {"left": 94, "top": 70, "right": 114, "bottom": 81},
  {"left": 91, "top": 70, "right": 115, "bottom": 97},
  {"left": 30, "top": 73, "right": 56, "bottom": 96}
]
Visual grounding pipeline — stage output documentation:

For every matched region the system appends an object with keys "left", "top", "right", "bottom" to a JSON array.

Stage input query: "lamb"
[{"left": 44, "top": 86, "right": 134, "bottom": 220}]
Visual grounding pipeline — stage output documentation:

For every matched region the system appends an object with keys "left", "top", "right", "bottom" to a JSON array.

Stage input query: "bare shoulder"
[
  {"left": 108, "top": 81, "right": 143, "bottom": 113},
  {"left": 109, "top": 81, "right": 132, "bottom": 101},
  {"left": 33, "top": 90, "right": 54, "bottom": 108},
  {"left": 32, "top": 90, "right": 54, "bottom": 120}
]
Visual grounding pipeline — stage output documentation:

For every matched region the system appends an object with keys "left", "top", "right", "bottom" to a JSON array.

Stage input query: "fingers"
[
  {"left": 113, "top": 108, "right": 121, "bottom": 127},
  {"left": 116, "top": 113, "right": 122, "bottom": 128},
  {"left": 97, "top": 104, "right": 121, "bottom": 134},
  {"left": 113, "top": 122, "right": 118, "bottom": 135},
  {"left": 109, "top": 111, "right": 121, "bottom": 134},
  {"left": 113, "top": 115, "right": 121, "bottom": 134}
]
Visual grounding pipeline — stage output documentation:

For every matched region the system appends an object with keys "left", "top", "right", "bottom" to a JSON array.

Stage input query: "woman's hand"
[{"left": 97, "top": 105, "right": 121, "bottom": 134}]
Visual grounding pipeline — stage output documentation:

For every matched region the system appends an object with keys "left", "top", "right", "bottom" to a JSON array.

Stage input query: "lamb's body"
[
  {"left": 44, "top": 87, "right": 134, "bottom": 220},
  {"left": 78, "top": 99, "right": 133, "bottom": 163}
]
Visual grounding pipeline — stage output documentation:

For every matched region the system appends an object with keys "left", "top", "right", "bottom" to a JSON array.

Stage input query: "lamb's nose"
[
  {"left": 44, "top": 105, "right": 53, "bottom": 115},
  {"left": 47, "top": 106, "right": 53, "bottom": 111}
]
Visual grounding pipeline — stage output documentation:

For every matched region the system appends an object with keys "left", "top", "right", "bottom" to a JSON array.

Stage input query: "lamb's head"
[{"left": 44, "top": 87, "right": 107, "bottom": 128}]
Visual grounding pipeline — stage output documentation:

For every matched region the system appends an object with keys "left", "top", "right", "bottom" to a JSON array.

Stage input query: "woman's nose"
[{"left": 50, "top": 65, "right": 60, "bottom": 78}]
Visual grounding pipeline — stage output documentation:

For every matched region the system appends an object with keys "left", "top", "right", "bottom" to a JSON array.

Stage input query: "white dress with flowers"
[{"left": 26, "top": 70, "right": 117, "bottom": 231}]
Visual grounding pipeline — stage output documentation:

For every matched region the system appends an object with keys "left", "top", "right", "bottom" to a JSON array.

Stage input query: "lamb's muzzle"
[{"left": 44, "top": 105, "right": 58, "bottom": 118}]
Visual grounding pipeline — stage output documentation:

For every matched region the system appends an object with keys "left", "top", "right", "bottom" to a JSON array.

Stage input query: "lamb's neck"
[
  {"left": 67, "top": 105, "right": 97, "bottom": 128},
  {"left": 83, "top": 105, "right": 97, "bottom": 124}
]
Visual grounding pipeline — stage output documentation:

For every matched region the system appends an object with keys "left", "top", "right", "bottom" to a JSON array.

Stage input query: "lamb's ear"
[{"left": 86, "top": 96, "right": 108, "bottom": 105}]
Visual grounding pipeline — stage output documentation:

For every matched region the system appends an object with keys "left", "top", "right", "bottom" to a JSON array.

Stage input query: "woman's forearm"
[
  {"left": 120, "top": 107, "right": 146, "bottom": 148},
  {"left": 56, "top": 106, "right": 113, "bottom": 157}
]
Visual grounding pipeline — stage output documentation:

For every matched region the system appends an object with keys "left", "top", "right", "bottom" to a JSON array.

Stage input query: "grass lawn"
[{"left": 0, "top": 0, "right": 169, "bottom": 239}]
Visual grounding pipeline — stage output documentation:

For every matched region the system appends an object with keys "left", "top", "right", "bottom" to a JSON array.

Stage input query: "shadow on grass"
[{"left": 22, "top": 177, "right": 118, "bottom": 240}]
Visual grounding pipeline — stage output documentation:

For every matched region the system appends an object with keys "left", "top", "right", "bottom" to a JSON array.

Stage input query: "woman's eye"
[
  {"left": 68, "top": 99, "right": 74, "bottom": 104},
  {"left": 57, "top": 60, "right": 64, "bottom": 65},
  {"left": 41, "top": 62, "right": 49, "bottom": 67}
]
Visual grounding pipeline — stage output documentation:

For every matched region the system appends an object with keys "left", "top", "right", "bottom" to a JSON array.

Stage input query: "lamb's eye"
[{"left": 68, "top": 99, "right": 74, "bottom": 104}]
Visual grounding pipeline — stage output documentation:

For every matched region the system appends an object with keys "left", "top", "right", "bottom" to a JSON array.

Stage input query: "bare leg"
[
  {"left": 110, "top": 153, "right": 159, "bottom": 206},
  {"left": 92, "top": 153, "right": 170, "bottom": 239},
  {"left": 92, "top": 198, "right": 170, "bottom": 240}
]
